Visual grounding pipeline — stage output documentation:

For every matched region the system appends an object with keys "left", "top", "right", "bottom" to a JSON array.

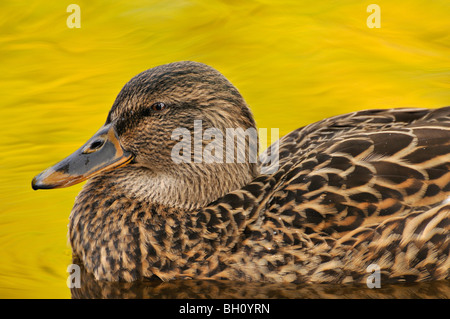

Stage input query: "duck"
[{"left": 32, "top": 61, "right": 450, "bottom": 284}]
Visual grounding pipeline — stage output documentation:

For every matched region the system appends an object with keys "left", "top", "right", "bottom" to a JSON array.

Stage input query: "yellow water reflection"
[{"left": 0, "top": 0, "right": 449, "bottom": 298}]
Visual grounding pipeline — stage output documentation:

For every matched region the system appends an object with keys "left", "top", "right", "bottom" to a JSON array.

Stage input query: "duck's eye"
[{"left": 151, "top": 102, "right": 166, "bottom": 111}]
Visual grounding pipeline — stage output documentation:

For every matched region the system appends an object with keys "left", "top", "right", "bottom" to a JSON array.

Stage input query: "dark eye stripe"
[{"left": 114, "top": 102, "right": 169, "bottom": 136}]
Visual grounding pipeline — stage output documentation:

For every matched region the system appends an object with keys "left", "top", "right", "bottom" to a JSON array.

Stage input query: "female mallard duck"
[{"left": 32, "top": 61, "right": 450, "bottom": 284}]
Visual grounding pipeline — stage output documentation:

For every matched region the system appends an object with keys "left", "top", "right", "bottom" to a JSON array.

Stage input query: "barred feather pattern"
[
  {"left": 220, "top": 107, "right": 450, "bottom": 283},
  {"left": 70, "top": 107, "right": 450, "bottom": 284}
]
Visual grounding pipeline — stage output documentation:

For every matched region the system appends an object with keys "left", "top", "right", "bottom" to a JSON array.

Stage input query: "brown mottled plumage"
[{"left": 33, "top": 61, "right": 450, "bottom": 285}]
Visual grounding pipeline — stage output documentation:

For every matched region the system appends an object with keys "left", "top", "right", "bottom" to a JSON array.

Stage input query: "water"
[
  {"left": 72, "top": 269, "right": 450, "bottom": 299},
  {"left": 1, "top": 0, "right": 449, "bottom": 298}
]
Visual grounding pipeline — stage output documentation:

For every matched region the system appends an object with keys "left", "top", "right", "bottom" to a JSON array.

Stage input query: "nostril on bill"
[
  {"left": 82, "top": 139, "right": 105, "bottom": 154},
  {"left": 91, "top": 139, "right": 105, "bottom": 150}
]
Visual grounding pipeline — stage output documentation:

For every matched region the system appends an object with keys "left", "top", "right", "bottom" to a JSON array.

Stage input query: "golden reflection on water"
[{"left": 1, "top": 0, "right": 449, "bottom": 298}]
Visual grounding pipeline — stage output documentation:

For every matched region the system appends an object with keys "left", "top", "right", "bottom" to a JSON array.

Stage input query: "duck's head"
[{"left": 32, "top": 61, "right": 259, "bottom": 209}]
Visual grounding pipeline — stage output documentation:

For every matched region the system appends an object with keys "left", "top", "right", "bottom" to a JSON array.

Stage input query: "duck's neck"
[{"left": 108, "top": 163, "right": 257, "bottom": 210}]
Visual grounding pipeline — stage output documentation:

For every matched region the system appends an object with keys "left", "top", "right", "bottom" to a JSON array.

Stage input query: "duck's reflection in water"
[{"left": 71, "top": 265, "right": 450, "bottom": 299}]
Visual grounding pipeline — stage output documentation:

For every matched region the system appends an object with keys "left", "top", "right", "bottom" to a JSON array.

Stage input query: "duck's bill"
[{"left": 31, "top": 124, "right": 133, "bottom": 190}]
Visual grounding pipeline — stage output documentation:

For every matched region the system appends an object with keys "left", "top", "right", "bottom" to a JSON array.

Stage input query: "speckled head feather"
[
  {"left": 96, "top": 61, "right": 259, "bottom": 209},
  {"left": 106, "top": 61, "right": 254, "bottom": 133}
]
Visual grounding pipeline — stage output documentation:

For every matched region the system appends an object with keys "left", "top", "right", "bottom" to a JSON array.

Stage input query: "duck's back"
[
  {"left": 213, "top": 107, "right": 450, "bottom": 283},
  {"left": 260, "top": 107, "right": 450, "bottom": 232}
]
